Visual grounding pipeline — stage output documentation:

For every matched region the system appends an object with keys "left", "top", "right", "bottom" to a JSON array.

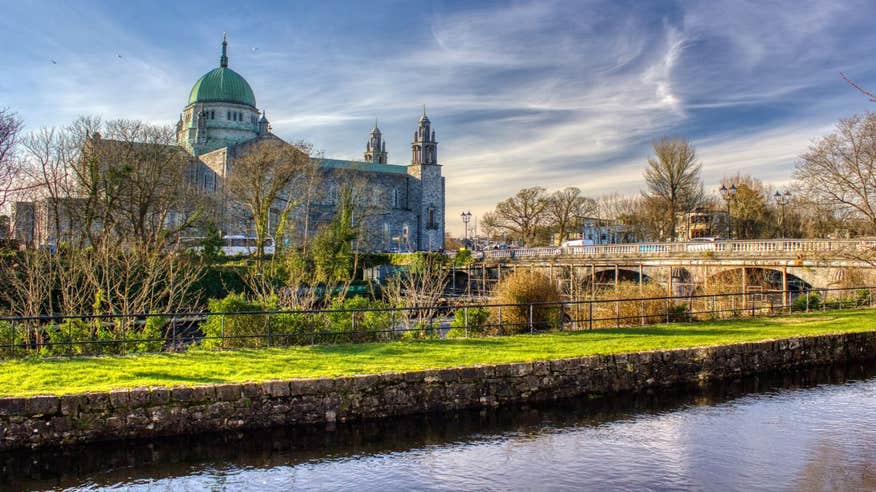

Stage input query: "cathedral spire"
[
  {"left": 412, "top": 109, "right": 437, "bottom": 165},
  {"left": 220, "top": 32, "right": 228, "bottom": 68},
  {"left": 365, "top": 120, "right": 388, "bottom": 163}
]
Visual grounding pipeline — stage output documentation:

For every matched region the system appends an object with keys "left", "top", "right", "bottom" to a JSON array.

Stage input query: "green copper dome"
[
  {"left": 187, "top": 35, "right": 256, "bottom": 108},
  {"left": 188, "top": 67, "right": 256, "bottom": 107}
]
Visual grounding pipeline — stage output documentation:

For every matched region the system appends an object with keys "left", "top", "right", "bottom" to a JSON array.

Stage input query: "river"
[{"left": 3, "top": 362, "right": 875, "bottom": 491}]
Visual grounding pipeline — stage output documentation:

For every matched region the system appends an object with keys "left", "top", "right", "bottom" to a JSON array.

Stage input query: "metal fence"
[{"left": 0, "top": 286, "right": 873, "bottom": 359}]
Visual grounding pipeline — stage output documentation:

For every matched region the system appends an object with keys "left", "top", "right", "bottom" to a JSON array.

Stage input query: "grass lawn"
[{"left": 1, "top": 309, "right": 875, "bottom": 397}]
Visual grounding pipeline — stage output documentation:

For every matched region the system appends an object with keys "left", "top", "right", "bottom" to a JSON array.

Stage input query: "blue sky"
[{"left": 2, "top": 0, "right": 875, "bottom": 234}]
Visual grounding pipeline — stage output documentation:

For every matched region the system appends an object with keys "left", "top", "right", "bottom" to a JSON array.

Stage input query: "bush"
[
  {"left": 447, "top": 306, "right": 490, "bottom": 338},
  {"left": 129, "top": 317, "right": 167, "bottom": 353},
  {"left": 591, "top": 282, "right": 671, "bottom": 328},
  {"left": 201, "top": 293, "right": 271, "bottom": 349},
  {"left": 489, "top": 271, "right": 563, "bottom": 334},
  {"left": 321, "top": 296, "right": 394, "bottom": 343},
  {"left": 0, "top": 320, "right": 29, "bottom": 358},
  {"left": 791, "top": 291, "right": 820, "bottom": 312}
]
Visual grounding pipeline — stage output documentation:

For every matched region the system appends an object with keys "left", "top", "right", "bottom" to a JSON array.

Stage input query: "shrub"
[
  {"left": 489, "top": 271, "right": 563, "bottom": 334},
  {"left": 36, "top": 319, "right": 92, "bottom": 357},
  {"left": 316, "top": 296, "right": 394, "bottom": 343},
  {"left": 591, "top": 282, "right": 673, "bottom": 328},
  {"left": 201, "top": 293, "right": 271, "bottom": 349},
  {"left": 128, "top": 317, "right": 167, "bottom": 353},
  {"left": 0, "top": 320, "right": 29, "bottom": 358},
  {"left": 448, "top": 306, "right": 490, "bottom": 338},
  {"left": 270, "top": 311, "right": 315, "bottom": 346},
  {"left": 791, "top": 291, "right": 820, "bottom": 312}
]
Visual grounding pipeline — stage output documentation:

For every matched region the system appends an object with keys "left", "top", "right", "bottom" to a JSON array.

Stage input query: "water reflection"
[{"left": 2, "top": 362, "right": 875, "bottom": 491}]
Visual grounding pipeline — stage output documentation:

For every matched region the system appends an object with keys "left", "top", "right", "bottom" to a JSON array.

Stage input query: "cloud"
[{"left": 3, "top": 0, "right": 876, "bottom": 236}]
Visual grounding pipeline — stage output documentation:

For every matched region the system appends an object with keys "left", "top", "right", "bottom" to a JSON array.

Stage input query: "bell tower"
[
  {"left": 364, "top": 120, "right": 388, "bottom": 163},
  {"left": 411, "top": 107, "right": 437, "bottom": 165},
  {"left": 407, "top": 107, "right": 444, "bottom": 251}
]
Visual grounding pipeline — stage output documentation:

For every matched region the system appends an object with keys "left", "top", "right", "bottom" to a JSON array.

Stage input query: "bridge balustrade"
[{"left": 476, "top": 239, "right": 871, "bottom": 261}]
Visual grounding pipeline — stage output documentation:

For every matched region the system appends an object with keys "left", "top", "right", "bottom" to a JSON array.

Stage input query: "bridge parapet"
[{"left": 473, "top": 239, "right": 876, "bottom": 262}]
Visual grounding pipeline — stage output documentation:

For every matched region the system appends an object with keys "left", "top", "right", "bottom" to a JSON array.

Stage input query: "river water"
[{"left": 3, "top": 362, "right": 876, "bottom": 491}]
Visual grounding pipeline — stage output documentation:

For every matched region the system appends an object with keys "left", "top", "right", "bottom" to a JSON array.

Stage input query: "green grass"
[{"left": 1, "top": 310, "right": 875, "bottom": 397}]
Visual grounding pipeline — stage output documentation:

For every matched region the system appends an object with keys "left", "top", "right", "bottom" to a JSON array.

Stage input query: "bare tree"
[
  {"left": 20, "top": 126, "right": 80, "bottom": 245},
  {"left": 226, "top": 138, "right": 314, "bottom": 265},
  {"left": 482, "top": 187, "right": 549, "bottom": 245},
  {"left": 841, "top": 72, "right": 876, "bottom": 103},
  {"left": 0, "top": 109, "right": 28, "bottom": 212},
  {"left": 643, "top": 137, "right": 704, "bottom": 241},
  {"left": 546, "top": 187, "right": 596, "bottom": 245},
  {"left": 383, "top": 253, "right": 449, "bottom": 333},
  {"left": 794, "top": 113, "right": 876, "bottom": 234},
  {"left": 85, "top": 119, "right": 204, "bottom": 246}
]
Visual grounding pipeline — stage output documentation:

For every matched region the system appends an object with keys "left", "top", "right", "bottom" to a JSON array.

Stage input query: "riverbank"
[
  {"left": 1, "top": 312, "right": 875, "bottom": 450},
  {"left": 3, "top": 309, "right": 876, "bottom": 397}
]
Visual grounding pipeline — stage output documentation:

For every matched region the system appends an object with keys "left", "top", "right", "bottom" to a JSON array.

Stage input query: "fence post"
[
  {"left": 351, "top": 309, "right": 356, "bottom": 339},
  {"left": 529, "top": 304, "right": 534, "bottom": 334},
  {"left": 806, "top": 290, "right": 810, "bottom": 312},
  {"left": 221, "top": 314, "right": 226, "bottom": 349},
  {"left": 665, "top": 297, "right": 670, "bottom": 324},
  {"left": 464, "top": 306, "right": 469, "bottom": 338},
  {"left": 615, "top": 298, "right": 620, "bottom": 328},
  {"left": 588, "top": 301, "right": 593, "bottom": 331},
  {"left": 711, "top": 295, "right": 716, "bottom": 319},
  {"left": 390, "top": 310, "right": 396, "bottom": 341},
  {"left": 498, "top": 306, "right": 503, "bottom": 335},
  {"left": 9, "top": 320, "right": 14, "bottom": 358},
  {"left": 266, "top": 314, "right": 272, "bottom": 348}
]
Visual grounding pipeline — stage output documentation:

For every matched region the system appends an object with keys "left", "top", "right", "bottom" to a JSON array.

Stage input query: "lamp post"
[
  {"left": 774, "top": 190, "right": 791, "bottom": 237},
  {"left": 719, "top": 183, "right": 737, "bottom": 239},
  {"left": 461, "top": 211, "right": 472, "bottom": 244}
]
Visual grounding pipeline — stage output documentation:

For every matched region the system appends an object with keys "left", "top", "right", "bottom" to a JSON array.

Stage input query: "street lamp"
[
  {"left": 774, "top": 190, "right": 791, "bottom": 237},
  {"left": 719, "top": 183, "right": 737, "bottom": 239},
  {"left": 460, "top": 211, "right": 472, "bottom": 243}
]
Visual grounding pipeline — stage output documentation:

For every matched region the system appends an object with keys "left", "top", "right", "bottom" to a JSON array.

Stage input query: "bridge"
[{"left": 450, "top": 239, "right": 876, "bottom": 297}]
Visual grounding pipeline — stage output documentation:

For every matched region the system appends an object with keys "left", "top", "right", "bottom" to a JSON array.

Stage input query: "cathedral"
[{"left": 177, "top": 35, "right": 445, "bottom": 252}]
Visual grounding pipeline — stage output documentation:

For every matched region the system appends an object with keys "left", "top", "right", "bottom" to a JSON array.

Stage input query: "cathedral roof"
[
  {"left": 188, "top": 35, "right": 256, "bottom": 108},
  {"left": 320, "top": 158, "right": 407, "bottom": 175}
]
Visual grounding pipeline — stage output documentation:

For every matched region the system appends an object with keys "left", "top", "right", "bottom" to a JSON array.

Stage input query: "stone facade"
[
  {"left": 179, "top": 37, "right": 445, "bottom": 251},
  {"left": 2, "top": 331, "right": 874, "bottom": 451}
]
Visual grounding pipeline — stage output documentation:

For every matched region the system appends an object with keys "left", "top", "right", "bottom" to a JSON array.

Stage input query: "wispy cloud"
[{"left": 1, "top": 0, "right": 875, "bottom": 234}]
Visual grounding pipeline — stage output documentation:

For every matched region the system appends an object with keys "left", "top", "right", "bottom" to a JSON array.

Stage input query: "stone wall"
[{"left": 2, "top": 331, "right": 875, "bottom": 451}]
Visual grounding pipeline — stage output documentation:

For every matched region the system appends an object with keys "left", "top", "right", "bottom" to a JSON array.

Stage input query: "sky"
[{"left": 1, "top": 0, "right": 875, "bottom": 235}]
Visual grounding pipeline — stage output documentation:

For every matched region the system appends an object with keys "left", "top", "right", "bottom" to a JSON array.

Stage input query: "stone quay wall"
[{"left": 2, "top": 331, "right": 875, "bottom": 451}]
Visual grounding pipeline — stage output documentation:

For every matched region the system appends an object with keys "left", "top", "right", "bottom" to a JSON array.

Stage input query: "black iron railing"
[{"left": 0, "top": 286, "right": 872, "bottom": 359}]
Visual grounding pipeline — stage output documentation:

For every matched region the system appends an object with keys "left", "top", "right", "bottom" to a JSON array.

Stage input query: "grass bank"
[{"left": 2, "top": 310, "right": 875, "bottom": 397}]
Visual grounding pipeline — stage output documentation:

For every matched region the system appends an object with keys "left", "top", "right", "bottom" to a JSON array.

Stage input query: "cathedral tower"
[
  {"left": 364, "top": 121, "right": 388, "bottom": 163},
  {"left": 407, "top": 108, "right": 445, "bottom": 251}
]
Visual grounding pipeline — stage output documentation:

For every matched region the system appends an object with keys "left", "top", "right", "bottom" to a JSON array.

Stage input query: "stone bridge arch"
[{"left": 701, "top": 267, "right": 813, "bottom": 294}]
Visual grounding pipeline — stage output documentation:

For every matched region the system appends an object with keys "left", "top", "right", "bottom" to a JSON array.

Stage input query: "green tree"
[{"left": 311, "top": 184, "right": 358, "bottom": 284}]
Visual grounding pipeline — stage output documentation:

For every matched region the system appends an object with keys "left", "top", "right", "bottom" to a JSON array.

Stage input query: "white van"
[
  {"left": 686, "top": 237, "right": 718, "bottom": 251},
  {"left": 561, "top": 239, "right": 594, "bottom": 248}
]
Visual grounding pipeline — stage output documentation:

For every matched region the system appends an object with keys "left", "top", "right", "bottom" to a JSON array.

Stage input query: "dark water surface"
[{"left": 3, "top": 362, "right": 876, "bottom": 491}]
